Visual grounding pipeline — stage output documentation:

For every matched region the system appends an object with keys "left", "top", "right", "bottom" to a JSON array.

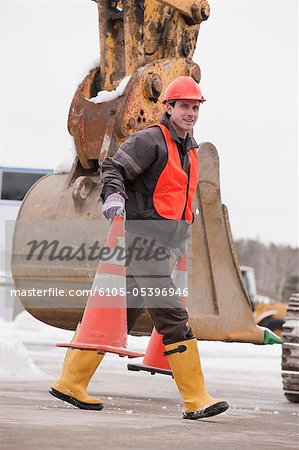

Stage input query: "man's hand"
[{"left": 102, "top": 193, "right": 125, "bottom": 220}]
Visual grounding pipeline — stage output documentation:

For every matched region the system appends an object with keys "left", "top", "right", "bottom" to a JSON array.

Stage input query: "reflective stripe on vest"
[{"left": 152, "top": 124, "right": 199, "bottom": 222}]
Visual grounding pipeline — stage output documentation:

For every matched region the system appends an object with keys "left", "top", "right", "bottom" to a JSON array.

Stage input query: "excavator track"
[{"left": 282, "top": 293, "right": 299, "bottom": 402}]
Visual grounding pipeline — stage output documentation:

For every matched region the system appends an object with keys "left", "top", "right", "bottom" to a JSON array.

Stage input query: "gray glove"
[{"left": 102, "top": 193, "right": 125, "bottom": 220}]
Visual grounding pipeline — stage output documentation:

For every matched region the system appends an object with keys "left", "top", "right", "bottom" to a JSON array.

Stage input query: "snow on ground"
[
  {"left": 0, "top": 311, "right": 283, "bottom": 385},
  {"left": 0, "top": 336, "right": 44, "bottom": 380},
  {"left": 0, "top": 311, "right": 73, "bottom": 346},
  {"left": 0, "top": 316, "right": 44, "bottom": 380}
]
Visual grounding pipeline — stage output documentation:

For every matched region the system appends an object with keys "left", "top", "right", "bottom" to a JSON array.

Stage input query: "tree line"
[{"left": 234, "top": 239, "right": 299, "bottom": 302}]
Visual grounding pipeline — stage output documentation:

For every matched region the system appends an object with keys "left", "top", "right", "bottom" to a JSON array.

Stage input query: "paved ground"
[{"left": 0, "top": 340, "right": 298, "bottom": 450}]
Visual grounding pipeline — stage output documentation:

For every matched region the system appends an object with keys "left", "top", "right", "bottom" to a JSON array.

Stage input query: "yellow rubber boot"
[
  {"left": 165, "top": 338, "right": 229, "bottom": 419},
  {"left": 49, "top": 332, "right": 105, "bottom": 410}
]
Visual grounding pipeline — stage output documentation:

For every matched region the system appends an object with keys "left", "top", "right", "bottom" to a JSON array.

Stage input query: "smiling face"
[{"left": 165, "top": 99, "right": 200, "bottom": 138}]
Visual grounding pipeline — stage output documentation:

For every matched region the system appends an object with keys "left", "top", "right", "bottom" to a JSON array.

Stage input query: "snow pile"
[
  {"left": 0, "top": 317, "right": 44, "bottom": 380},
  {"left": 53, "top": 136, "right": 77, "bottom": 174},
  {"left": 0, "top": 312, "right": 73, "bottom": 380},
  {"left": 0, "top": 335, "right": 43, "bottom": 380},
  {"left": 88, "top": 76, "right": 131, "bottom": 104}
]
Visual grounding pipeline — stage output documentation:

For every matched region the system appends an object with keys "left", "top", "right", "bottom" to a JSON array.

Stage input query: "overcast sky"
[{"left": 0, "top": 0, "right": 298, "bottom": 247}]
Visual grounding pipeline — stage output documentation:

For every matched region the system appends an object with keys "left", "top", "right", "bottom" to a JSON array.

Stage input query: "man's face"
[{"left": 166, "top": 99, "right": 200, "bottom": 136}]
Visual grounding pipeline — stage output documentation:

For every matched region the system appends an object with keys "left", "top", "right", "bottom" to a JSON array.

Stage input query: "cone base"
[
  {"left": 127, "top": 363, "right": 173, "bottom": 376},
  {"left": 56, "top": 343, "right": 144, "bottom": 358}
]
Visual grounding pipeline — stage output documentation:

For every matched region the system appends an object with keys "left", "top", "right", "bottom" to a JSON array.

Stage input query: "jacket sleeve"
[{"left": 100, "top": 128, "right": 159, "bottom": 201}]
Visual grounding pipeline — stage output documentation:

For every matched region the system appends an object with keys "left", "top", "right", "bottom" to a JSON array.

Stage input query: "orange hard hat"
[{"left": 163, "top": 76, "right": 206, "bottom": 104}]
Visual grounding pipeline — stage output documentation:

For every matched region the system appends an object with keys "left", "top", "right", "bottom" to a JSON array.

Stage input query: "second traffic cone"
[
  {"left": 57, "top": 216, "right": 144, "bottom": 359},
  {"left": 143, "top": 328, "right": 171, "bottom": 370},
  {"left": 128, "top": 328, "right": 172, "bottom": 375},
  {"left": 128, "top": 250, "right": 189, "bottom": 375}
]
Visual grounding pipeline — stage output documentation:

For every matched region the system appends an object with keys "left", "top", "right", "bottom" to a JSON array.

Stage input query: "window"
[{"left": 0, "top": 168, "right": 51, "bottom": 201}]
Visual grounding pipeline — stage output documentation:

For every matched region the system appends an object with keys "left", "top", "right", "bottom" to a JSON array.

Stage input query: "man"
[{"left": 50, "top": 76, "right": 229, "bottom": 420}]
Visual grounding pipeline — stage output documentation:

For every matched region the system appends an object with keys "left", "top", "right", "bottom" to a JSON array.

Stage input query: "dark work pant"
[{"left": 125, "top": 231, "right": 194, "bottom": 345}]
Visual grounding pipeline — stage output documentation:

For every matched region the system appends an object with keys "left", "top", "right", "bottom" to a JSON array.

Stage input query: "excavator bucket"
[{"left": 189, "top": 143, "right": 271, "bottom": 344}]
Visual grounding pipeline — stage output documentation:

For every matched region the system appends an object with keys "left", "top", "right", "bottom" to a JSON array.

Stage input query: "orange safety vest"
[{"left": 152, "top": 123, "right": 199, "bottom": 223}]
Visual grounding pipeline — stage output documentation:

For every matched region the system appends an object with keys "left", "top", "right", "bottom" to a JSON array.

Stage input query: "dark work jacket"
[{"left": 100, "top": 113, "right": 199, "bottom": 247}]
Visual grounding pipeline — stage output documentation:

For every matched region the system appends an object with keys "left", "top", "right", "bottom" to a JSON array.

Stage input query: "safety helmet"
[{"left": 163, "top": 76, "right": 206, "bottom": 104}]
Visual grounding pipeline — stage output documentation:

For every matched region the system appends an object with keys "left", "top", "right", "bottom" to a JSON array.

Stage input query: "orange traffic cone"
[
  {"left": 57, "top": 216, "right": 144, "bottom": 358},
  {"left": 127, "top": 250, "right": 188, "bottom": 375}
]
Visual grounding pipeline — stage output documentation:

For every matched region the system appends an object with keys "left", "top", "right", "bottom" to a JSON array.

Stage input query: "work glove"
[{"left": 102, "top": 193, "right": 125, "bottom": 220}]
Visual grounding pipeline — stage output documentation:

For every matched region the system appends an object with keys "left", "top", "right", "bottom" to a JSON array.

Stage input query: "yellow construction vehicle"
[
  {"left": 241, "top": 266, "right": 287, "bottom": 336},
  {"left": 11, "top": 0, "right": 281, "bottom": 348}
]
